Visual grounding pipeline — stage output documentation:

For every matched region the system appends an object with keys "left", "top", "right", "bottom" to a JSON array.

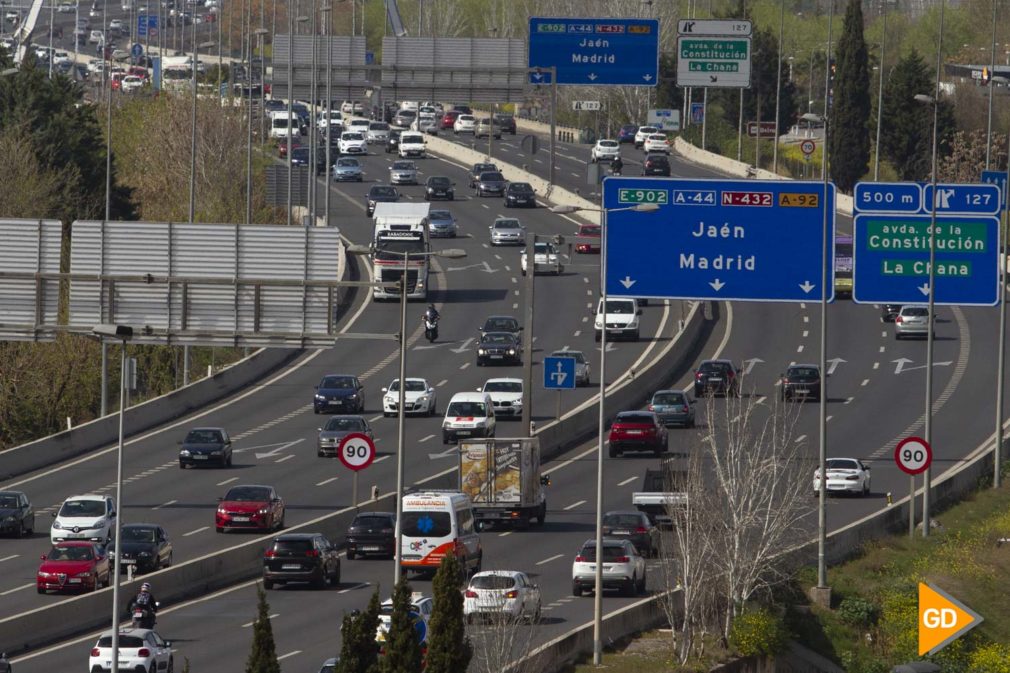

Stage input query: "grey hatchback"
[
  {"left": 648, "top": 390, "right": 695, "bottom": 427},
  {"left": 894, "top": 305, "right": 933, "bottom": 339},
  {"left": 317, "top": 415, "right": 372, "bottom": 457}
]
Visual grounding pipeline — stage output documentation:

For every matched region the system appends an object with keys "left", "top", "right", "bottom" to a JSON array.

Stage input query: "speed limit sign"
[
  {"left": 894, "top": 436, "right": 932, "bottom": 475},
  {"left": 338, "top": 433, "right": 376, "bottom": 472},
  {"left": 800, "top": 139, "right": 816, "bottom": 156}
]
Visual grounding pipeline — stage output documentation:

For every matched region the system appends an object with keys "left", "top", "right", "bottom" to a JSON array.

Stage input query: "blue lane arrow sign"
[
  {"left": 528, "top": 17, "right": 660, "bottom": 86},
  {"left": 543, "top": 356, "right": 576, "bottom": 390},
  {"left": 603, "top": 177, "right": 836, "bottom": 302}
]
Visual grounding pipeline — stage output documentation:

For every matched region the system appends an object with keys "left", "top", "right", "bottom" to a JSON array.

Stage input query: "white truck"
[
  {"left": 458, "top": 437, "right": 549, "bottom": 530},
  {"left": 371, "top": 202, "right": 431, "bottom": 300},
  {"left": 398, "top": 132, "right": 426, "bottom": 158},
  {"left": 632, "top": 462, "right": 687, "bottom": 529}
]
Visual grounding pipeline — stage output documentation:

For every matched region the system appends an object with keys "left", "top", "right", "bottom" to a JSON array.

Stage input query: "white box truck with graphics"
[
  {"left": 371, "top": 202, "right": 431, "bottom": 300},
  {"left": 458, "top": 437, "right": 548, "bottom": 530}
]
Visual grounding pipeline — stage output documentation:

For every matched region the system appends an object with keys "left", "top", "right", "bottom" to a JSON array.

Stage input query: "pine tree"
[
  {"left": 339, "top": 589, "right": 382, "bottom": 673},
  {"left": 245, "top": 584, "right": 281, "bottom": 673},
  {"left": 380, "top": 579, "right": 423, "bottom": 673},
  {"left": 829, "top": 0, "right": 871, "bottom": 193},
  {"left": 425, "top": 555, "right": 472, "bottom": 673}
]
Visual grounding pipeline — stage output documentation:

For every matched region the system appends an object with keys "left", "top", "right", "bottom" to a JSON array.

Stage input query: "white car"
[
  {"left": 366, "top": 121, "right": 390, "bottom": 144},
  {"left": 594, "top": 297, "right": 640, "bottom": 342},
  {"left": 417, "top": 105, "right": 437, "bottom": 122},
  {"left": 634, "top": 125, "right": 659, "bottom": 148},
  {"left": 122, "top": 75, "right": 144, "bottom": 92},
  {"left": 398, "top": 132, "right": 426, "bottom": 158},
  {"left": 464, "top": 570, "right": 542, "bottom": 623},
  {"left": 571, "top": 538, "right": 646, "bottom": 596},
  {"left": 52, "top": 51, "right": 72, "bottom": 65},
  {"left": 521, "top": 241, "right": 563, "bottom": 276},
  {"left": 109, "top": 18, "right": 124, "bottom": 31},
  {"left": 317, "top": 110, "right": 343, "bottom": 132},
  {"left": 381, "top": 377, "right": 437, "bottom": 416},
  {"left": 86, "top": 59, "right": 105, "bottom": 74},
  {"left": 88, "top": 628, "right": 173, "bottom": 673},
  {"left": 340, "top": 100, "right": 356, "bottom": 114},
  {"left": 376, "top": 593, "right": 433, "bottom": 645},
  {"left": 345, "top": 118, "right": 370, "bottom": 133},
  {"left": 591, "top": 139, "right": 620, "bottom": 162},
  {"left": 813, "top": 457, "right": 871, "bottom": 496},
  {"left": 338, "top": 131, "right": 367, "bottom": 155},
  {"left": 453, "top": 114, "right": 476, "bottom": 134},
  {"left": 550, "top": 349, "right": 590, "bottom": 386},
  {"left": 51, "top": 494, "right": 116, "bottom": 544},
  {"left": 479, "top": 378, "right": 523, "bottom": 418},
  {"left": 642, "top": 133, "right": 670, "bottom": 154}
]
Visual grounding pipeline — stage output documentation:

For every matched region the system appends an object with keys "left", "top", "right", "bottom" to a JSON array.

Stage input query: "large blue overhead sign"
[
  {"left": 603, "top": 178, "right": 836, "bottom": 302},
  {"left": 528, "top": 17, "right": 660, "bottom": 86},
  {"left": 853, "top": 182, "right": 1000, "bottom": 306}
]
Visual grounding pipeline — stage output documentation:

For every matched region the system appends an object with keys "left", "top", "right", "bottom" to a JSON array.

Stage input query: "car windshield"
[
  {"left": 185, "top": 429, "right": 222, "bottom": 443},
  {"left": 447, "top": 401, "right": 487, "bottom": 416},
  {"left": 493, "top": 221, "right": 520, "bottom": 230},
  {"left": 599, "top": 140, "right": 618, "bottom": 148},
  {"left": 336, "top": 159, "right": 359, "bottom": 168},
  {"left": 369, "top": 122, "right": 389, "bottom": 130},
  {"left": 0, "top": 494, "right": 20, "bottom": 508},
  {"left": 323, "top": 417, "right": 365, "bottom": 432},
  {"left": 480, "top": 172, "right": 504, "bottom": 182},
  {"left": 224, "top": 486, "right": 271, "bottom": 502},
  {"left": 471, "top": 575, "right": 516, "bottom": 590},
  {"left": 647, "top": 156, "right": 669, "bottom": 165},
  {"left": 579, "top": 225, "right": 601, "bottom": 236},
  {"left": 342, "top": 133, "right": 364, "bottom": 140},
  {"left": 273, "top": 539, "right": 313, "bottom": 553},
  {"left": 602, "top": 300, "right": 634, "bottom": 314},
  {"left": 474, "top": 164, "right": 496, "bottom": 174},
  {"left": 48, "top": 545, "right": 94, "bottom": 561},
  {"left": 98, "top": 636, "right": 145, "bottom": 648},
  {"left": 320, "top": 376, "right": 355, "bottom": 389},
  {"left": 648, "top": 134, "right": 667, "bottom": 141},
  {"left": 482, "top": 334, "right": 514, "bottom": 345},
  {"left": 700, "top": 362, "right": 732, "bottom": 374},
  {"left": 401, "top": 511, "right": 451, "bottom": 537},
  {"left": 652, "top": 392, "right": 686, "bottom": 405},
  {"left": 533, "top": 243, "right": 552, "bottom": 254},
  {"left": 788, "top": 367, "right": 820, "bottom": 380},
  {"left": 616, "top": 412, "right": 653, "bottom": 424},
  {"left": 552, "top": 351, "right": 585, "bottom": 364},
  {"left": 826, "top": 459, "right": 860, "bottom": 471},
  {"left": 485, "top": 317, "right": 518, "bottom": 330},
  {"left": 401, "top": 135, "right": 423, "bottom": 143},
  {"left": 604, "top": 513, "right": 646, "bottom": 527},
  {"left": 392, "top": 162, "right": 415, "bottom": 170},
  {"left": 388, "top": 379, "right": 427, "bottom": 392},
  {"left": 639, "top": 127, "right": 657, "bottom": 134},
  {"left": 429, "top": 210, "right": 452, "bottom": 221},
  {"left": 484, "top": 381, "right": 521, "bottom": 393},
  {"left": 369, "top": 187, "right": 397, "bottom": 198},
  {"left": 903, "top": 307, "right": 929, "bottom": 317},
  {"left": 397, "top": 110, "right": 416, "bottom": 118},
  {"left": 121, "top": 527, "right": 157, "bottom": 543},
  {"left": 508, "top": 183, "right": 533, "bottom": 193},
  {"left": 579, "top": 544, "right": 628, "bottom": 562},
  {"left": 428, "top": 177, "right": 450, "bottom": 186},
  {"left": 59, "top": 500, "right": 105, "bottom": 517},
  {"left": 353, "top": 514, "right": 392, "bottom": 527}
]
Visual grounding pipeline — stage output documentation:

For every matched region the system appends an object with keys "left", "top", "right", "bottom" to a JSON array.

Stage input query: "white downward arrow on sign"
[
  {"left": 588, "top": 73, "right": 597, "bottom": 81},
  {"left": 918, "top": 283, "right": 930, "bottom": 296},
  {"left": 709, "top": 279, "right": 725, "bottom": 291},
  {"left": 643, "top": 74, "right": 653, "bottom": 81},
  {"left": 799, "top": 281, "right": 816, "bottom": 293},
  {"left": 620, "top": 276, "right": 636, "bottom": 289}
]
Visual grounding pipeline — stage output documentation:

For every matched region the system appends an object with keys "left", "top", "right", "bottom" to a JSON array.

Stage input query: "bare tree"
[{"left": 467, "top": 609, "right": 542, "bottom": 673}]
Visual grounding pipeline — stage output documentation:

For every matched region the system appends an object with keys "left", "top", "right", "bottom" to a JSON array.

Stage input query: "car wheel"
[
  {"left": 346, "top": 549, "right": 355, "bottom": 560},
  {"left": 608, "top": 446, "right": 619, "bottom": 458},
  {"left": 167, "top": 657, "right": 173, "bottom": 673},
  {"left": 37, "top": 586, "right": 45, "bottom": 594},
  {"left": 264, "top": 579, "right": 274, "bottom": 590},
  {"left": 572, "top": 582, "right": 582, "bottom": 597},
  {"left": 216, "top": 526, "right": 224, "bottom": 533},
  {"left": 863, "top": 480, "right": 870, "bottom": 496},
  {"left": 624, "top": 575, "right": 636, "bottom": 597},
  {"left": 536, "top": 503, "right": 546, "bottom": 526},
  {"left": 313, "top": 571, "right": 326, "bottom": 590},
  {"left": 165, "top": 551, "right": 173, "bottom": 567},
  {"left": 225, "top": 454, "right": 232, "bottom": 467},
  {"left": 332, "top": 565, "right": 341, "bottom": 586},
  {"left": 179, "top": 461, "right": 186, "bottom": 469}
]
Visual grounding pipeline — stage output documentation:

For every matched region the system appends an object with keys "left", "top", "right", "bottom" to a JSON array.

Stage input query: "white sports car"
[
  {"left": 381, "top": 377, "right": 437, "bottom": 416},
  {"left": 812, "top": 457, "right": 871, "bottom": 496},
  {"left": 479, "top": 378, "right": 523, "bottom": 418}
]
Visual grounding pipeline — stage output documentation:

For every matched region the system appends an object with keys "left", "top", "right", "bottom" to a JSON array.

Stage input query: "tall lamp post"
[
  {"left": 92, "top": 323, "right": 134, "bottom": 673},
  {"left": 346, "top": 244, "right": 467, "bottom": 586},
  {"left": 549, "top": 202, "right": 658, "bottom": 666}
]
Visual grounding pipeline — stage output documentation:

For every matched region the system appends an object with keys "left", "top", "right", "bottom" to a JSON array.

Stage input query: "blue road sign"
[
  {"left": 528, "top": 17, "right": 659, "bottom": 86},
  {"left": 131, "top": 43, "right": 143, "bottom": 58},
  {"left": 603, "top": 178, "right": 836, "bottom": 302},
  {"left": 137, "top": 14, "right": 157, "bottom": 37},
  {"left": 853, "top": 182, "right": 1000, "bottom": 306},
  {"left": 543, "top": 356, "right": 576, "bottom": 390},
  {"left": 690, "top": 102, "right": 704, "bottom": 124},
  {"left": 981, "top": 170, "right": 1007, "bottom": 211}
]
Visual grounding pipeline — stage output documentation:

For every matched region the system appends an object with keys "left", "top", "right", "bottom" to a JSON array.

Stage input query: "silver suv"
[{"left": 894, "top": 305, "right": 933, "bottom": 340}]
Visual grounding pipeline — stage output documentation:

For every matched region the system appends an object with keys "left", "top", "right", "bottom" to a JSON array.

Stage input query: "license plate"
[
  {"left": 282, "top": 564, "right": 301, "bottom": 570},
  {"left": 626, "top": 430, "right": 642, "bottom": 435},
  {"left": 457, "top": 430, "right": 471, "bottom": 436},
  {"left": 613, "top": 529, "right": 630, "bottom": 535},
  {"left": 490, "top": 355, "right": 503, "bottom": 359},
  {"left": 232, "top": 516, "right": 250, "bottom": 522},
  {"left": 69, "top": 578, "right": 82, "bottom": 583},
  {"left": 362, "top": 546, "right": 380, "bottom": 551},
  {"left": 709, "top": 377, "right": 723, "bottom": 382},
  {"left": 192, "top": 454, "right": 208, "bottom": 459}
]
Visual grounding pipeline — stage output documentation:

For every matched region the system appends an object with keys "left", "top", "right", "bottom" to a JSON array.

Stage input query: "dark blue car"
[
  {"left": 617, "top": 124, "right": 638, "bottom": 144},
  {"left": 313, "top": 374, "right": 365, "bottom": 414}
]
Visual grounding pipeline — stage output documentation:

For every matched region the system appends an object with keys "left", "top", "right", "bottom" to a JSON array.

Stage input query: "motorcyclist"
[
  {"left": 611, "top": 156, "right": 623, "bottom": 175},
  {"left": 423, "top": 304, "right": 440, "bottom": 324},
  {"left": 127, "top": 582, "right": 158, "bottom": 628}
]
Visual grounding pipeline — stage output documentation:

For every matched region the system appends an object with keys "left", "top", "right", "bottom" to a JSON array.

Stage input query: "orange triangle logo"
[{"left": 918, "top": 582, "right": 983, "bottom": 655}]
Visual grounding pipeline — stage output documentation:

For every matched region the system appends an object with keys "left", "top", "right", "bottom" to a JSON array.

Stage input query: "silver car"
[
  {"left": 894, "top": 305, "right": 933, "bottom": 340},
  {"left": 332, "top": 157, "right": 363, "bottom": 182},
  {"left": 317, "top": 415, "right": 372, "bottom": 457},
  {"left": 549, "top": 349, "right": 590, "bottom": 386},
  {"left": 389, "top": 160, "right": 418, "bottom": 185},
  {"left": 367, "top": 122, "right": 390, "bottom": 144},
  {"left": 489, "top": 217, "right": 525, "bottom": 246},
  {"left": 428, "top": 209, "right": 458, "bottom": 238}
]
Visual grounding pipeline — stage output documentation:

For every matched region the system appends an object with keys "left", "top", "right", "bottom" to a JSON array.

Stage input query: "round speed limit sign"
[
  {"left": 894, "top": 436, "right": 932, "bottom": 475},
  {"left": 338, "top": 433, "right": 376, "bottom": 472},
  {"left": 800, "top": 139, "right": 816, "bottom": 156}
]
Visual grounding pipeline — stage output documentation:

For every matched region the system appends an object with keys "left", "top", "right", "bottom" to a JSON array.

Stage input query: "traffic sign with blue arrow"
[
  {"left": 603, "top": 177, "right": 836, "bottom": 302},
  {"left": 528, "top": 17, "right": 659, "bottom": 86},
  {"left": 543, "top": 356, "right": 576, "bottom": 390}
]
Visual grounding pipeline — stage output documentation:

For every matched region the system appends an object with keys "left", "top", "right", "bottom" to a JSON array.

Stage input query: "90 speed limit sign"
[
  {"left": 338, "top": 433, "right": 376, "bottom": 472},
  {"left": 894, "top": 436, "right": 932, "bottom": 475}
]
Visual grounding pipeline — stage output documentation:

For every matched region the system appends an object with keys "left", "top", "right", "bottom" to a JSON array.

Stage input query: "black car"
[
  {"left": 504, "top": 182, "right": 536, "bottom": 208},
  {"left": 475, "top": 171, "right": 507, "bottom": 197},
  {"left": 314, "top": 374, "right": 365, "bottom": 413},
  {"left": 780, "top": 364, "right": 822, "bottom": 402},
  {"left": 0, "top": 490, "right": 33, "bottom": 537},
  {"left": 345, "top": 511, "right": 396, "bottom": 559},
  {"left": 451, "top": 104, "right": 473, "bottom": 115},
  {"left": 476, "top": 332, "right": 522, "bottom": 366},
  {"left": 493, "top": 112, "right": 516, "bottom": 134},
  {"left": 880, "top": 304, "right": 902, "bottom": 322},
  {"left": 480, "top": 315, "right": 521, "bottom": 339},
  {"left": 290, "top": 146, "right": 327, "bottom": 175},
  {"left": 365, "top": 185, "right": 400, "bottom": 217},
  {"left": 178, "top": 427, "right": 233, "bottom": 468},
  {"left": 469, "top": 162, "right": 499, "bottom": 188},
  {"left": 693, "top": 359, "right": 741, "bottom": 397},
  {"left": 263, "top": 99, "right": 286, "bottom": 115},
  {"left": 385, "top": 129, "right": 402, "bottom": 153},
  {"left": 424, "top": 176, "right": 454, "bottom": 201},
  {"left": 642, "top": 153, "right": 671, "bottom": 176},
  {"left": 263, "top": 533, "right": 341, "bottom": 589},
  {"left": 602, "top": 511, "right": 659, "bottom": 557},
  {"left": 110, "top": 523, "right": 172, "bottom": 574}
]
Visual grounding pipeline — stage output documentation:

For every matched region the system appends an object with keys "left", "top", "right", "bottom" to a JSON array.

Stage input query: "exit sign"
[{"left": 617, "top": 188, "right": 669, "bottom": 205}]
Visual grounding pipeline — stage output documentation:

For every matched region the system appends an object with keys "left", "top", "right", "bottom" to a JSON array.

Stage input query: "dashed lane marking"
[
  {"left": 845, "top": 396, "right": 854, "bottom": 404},
  {"left": 243, "top": 613, "right": 279, "bottom": 627},
  {"left": 153, "top": 500, "right": 177, "bottom": 510},
  {"left": 573, "top": 330, "right": 581, "bottom": 337},
  {"left": 216, "top": 477, "right": 238, "bottom": 486},
  {"left": 316, "top": 477, "right": 339, "bottom": 486},
  {"left": 277, "top": 651, "right": 301, "bottom": 661},
  {"left": 338, "top": 582, "right": 370, "bottom": 595},
  {"left": 460, "top": 362, "right": 470, "bottom": 370},
  {"left": 374, "top": 455, "right": 391, "bottom": 463},
  {"left": 419, "top": 434, "right": 435, "bottom": 443},
  {"left": 795, "top": 435, "right": 807, "bottom": 443},
  {"left": 802, "top": 330, "right": 809, "bottom": 338},
  {"left": 618, "top": 476, "right": 636, "bottom": 486},
  {"left": 797, "top": 345, "right": 804, "bottom": 353},
  {"left": 369, "top": 415, "right": 384, "bottom": 422},
  {"left": 437, "top": 379, "right": 448, "bottom": 386},
  {"left": 535, "top": 554, "right": 564, "bottom": 566},
  {"left": 183, "top": 527, "right": 209, "bottom": 537},
  {"left": 0, "top": 583, "right": 34, "bottom": 596},
  {"left": 0, "top": 555, "right": 19, "bottom": 563},
  {"left": 861, "top": 379, "right": 870, "bottom": 386},
  {"left": 275, "top": 455, "right": 295, "bottom": 463},
  {"left": 498, "top": 531, "right": 513, "bottom": 537},
  {"left": 873, "top": 362, "right": 880, "bottom": 369},
  {"left": 564, "top": 500, "right": 586, "bottom": 510}
]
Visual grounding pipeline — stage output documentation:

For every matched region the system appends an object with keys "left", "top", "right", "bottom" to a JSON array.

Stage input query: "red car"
[
  {"left": 216, "top": 484, "right": 285, "bottom": 533},
  {"left": 575, "top": 224, "right": 601, "bottom": 254},
  {"left": 607, "top": 411, "right": 669, "bottom": 458},
  {"left": 278, "top": 139, "right": 302, "bottom": 158},
  {"left": 37, "top": 541, "right": 111, "bottom": 594},
  {"left": 440, "top": 110, "right": 461, "bottom": 129}
]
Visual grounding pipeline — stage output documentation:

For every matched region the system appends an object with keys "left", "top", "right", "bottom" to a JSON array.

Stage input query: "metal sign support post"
[
  {"left": 997, "top": 152, "right": 1010, "bottom": 489},
  {"left": 392, "top": 251, "right": 409, "bottom": 585},
  {"left": 909, "top": 474, "right": 915, "bottom": 537},
  {"left": 550, "top": 67, "right": 557, "bottom": 187},
  {"left": 353, "top": 471, "right": 359, "bottom": 508},
  {"left": 556, "top": 389, "right": 561, "bottom": 421},
  {"left": 593, "top": 206, "right": 609, "bottom": 666},
  {"left": 521, "top": 234, "right": 536, "bottom": 436}
]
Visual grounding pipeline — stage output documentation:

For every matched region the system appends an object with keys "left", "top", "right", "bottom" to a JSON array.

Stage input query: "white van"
[
  {"left": 398, "top": 132, "right": 426, "bottom": 159},
  {"left": 399, "top": 491, "right": 482, "bottom": 576},
  {"left": 594, "top": 297, "right": 641, "bottom": 342},
  {"left": 268, "top": 111, "right": 297, "bottom": 139},
  {"left": 442, "top": 391, "right": 495, "bottom": 444}
]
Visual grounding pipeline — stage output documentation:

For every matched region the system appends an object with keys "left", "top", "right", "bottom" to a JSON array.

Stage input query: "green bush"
[
  {"left": 728, "top": 608, "right": 789, "bottom": 658},
  {"left": 837, "top": 596, "right": 880, "bottom": 627}
]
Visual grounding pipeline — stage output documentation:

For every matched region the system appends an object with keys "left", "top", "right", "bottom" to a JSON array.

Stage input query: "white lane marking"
[
  {"left": 861, "top": 379, "right": 870, "bottom": 386},
  {"left": 802, "top": 330, "right": 809, "bottom": 338},
  {"left": 586, "top": 289, "right": 592, "bottom": 296},
  {"left": 755, "top": 395, "right": 767, "bottom": 404},
  {"left": 583, "top": 277, "right": 589, "bottom": 283},
  {"left": 0, "top": 555, "right": 19, "bottom": 563},
  {"left": 0, "top": 583, "right": 34, "bottom": 596},
  {"left": 153, "top": 500, "right": 177, "bottom": 510},
  {"left": 316, "top": 477, "right": 339, "bottom": 486},
  {"left": 437, "top": 379, "right": 448, "bottom": 386},
  {"left": 369, "top": 415, "right": 384, "bottom": 422},
  {"left": 873, "top": 362, "right": 880, "bottom": 369},
  {"left": 573, "top": 330, "right": 581, "bottom": 337},
  {"left": 481, "top": 203, "right": 489, "bottom": 209},
  {"left": 582, "top": 316, "right": 588, "bottom": 322},
  {"left": 243, "top": 613, "right": 280, "bottom": 628},
  {"left": 494, "top": 254, "right": 501, "bottom": 260},
  {"left": 374, "top": 455, "right": 391, "bottom": 463},
  {"left": 513, "top": 303, "right": 519, "bottom": 309},
  {"left": 511, "top": 277, "right": 518, "bottom": 284},
  {"left": 845, "top": 396, "right": 854, "bottom": 404},
  {"left": 795, "top": 435, "right": 807, "bottom": 443},
  {"left": 826, "top": 415, "right": 833, "bottom": 423},
  {"left": 879, "top": 346, "right": 885, "bottom": 353},
  {"left": 797, "top": 345, "right": 804, "bottom": 353},
  {"left": 460, "top": 362, "right": 470, "bottom": 370},
  {"left": 498, "top": 531, "right": 513, "bottom": 537},
  {"left": 535, "top": 553, "right": 565, "bottom": 566},
  {"left": 564, "top": 500, "right": 586, "bottom": 510},
  {"left": 216, "top": 477, "right": 238, "bottom": 486},
  {"left": 275, "top": 454, "right": 295, "bottom": 463},
  {"left": 570, "top": 172, "right": 580, "bottom": 177},
  {"left": 803, "top": 315, "right": 809, "bottom": 323},
  {"left": 800, "top": 302, "right": 806, "bottom": 309},
  {"left": 338, "top": 582, "right": 370, "bottom": 594},
  {"left": 277, "top": 651, "right": 302, "bottom": 661},
  {"left": 183, "top": 526, "right": 209, "bottom": 537},
  {"left": 618, "top": 476, "right": 636, "bottom": 486},
  {"left": 419, "top": 434, "right": 435, "bottom": 443}
]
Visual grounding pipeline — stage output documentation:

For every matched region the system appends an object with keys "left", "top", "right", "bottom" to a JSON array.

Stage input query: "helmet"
[
  {"left": 428, "top": 304, "right": 436, "bottom": 311},
  {"left": 140, "top": 583, "right": 151, "bottom": 593}
]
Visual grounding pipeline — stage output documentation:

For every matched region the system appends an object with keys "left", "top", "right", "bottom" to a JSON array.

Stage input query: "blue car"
[
  {"left": 332, "top": 157, "right": 363, "bottom": 182},
  {"left": 428, "top": 209, "right": 458, "bottom": 237},
  {"left": 648, "top": 389, "right": 695, "bottom": 428},
  {"left": 313, "top": 374, "right": 365, "bottom": 414},
  {"left": 617, "top": 124, "right": 638, "bottom": 144}
]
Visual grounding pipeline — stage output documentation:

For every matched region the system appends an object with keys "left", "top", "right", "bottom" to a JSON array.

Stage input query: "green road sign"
[
  {"left": 676, "top": 36, "right": 751, "bottom": 88},
  {"left": 617, "top": 188, "right": 669, "bottom": 205}
]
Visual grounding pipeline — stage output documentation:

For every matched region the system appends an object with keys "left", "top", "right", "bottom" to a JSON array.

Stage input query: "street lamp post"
[
  {"left": 92, "top": 323, "right": 134, "bottom": 673},
  {"left": 549, "top": 202, "right": 658, "bottom": 666}
]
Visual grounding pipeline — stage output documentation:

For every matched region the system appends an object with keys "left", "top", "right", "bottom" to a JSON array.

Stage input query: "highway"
[{"left": 4, "top": 119, "right": 1006, "bottom": 672}]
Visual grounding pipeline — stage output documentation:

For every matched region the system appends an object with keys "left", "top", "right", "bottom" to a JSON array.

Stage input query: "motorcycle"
[
  {"left": 423, "top": 316, "right": 439, "bottom": 342},
  {"left": 131, "top": 602, "right": 159, "bottom": 629},
  {"left": 610, "top": 162, "right": 623, "bottom": 176}
]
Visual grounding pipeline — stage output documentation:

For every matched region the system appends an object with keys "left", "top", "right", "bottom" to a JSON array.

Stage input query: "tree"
[
  {"left": 380, "top": 579, "right": 423, "bottom": 673},
  {"left": 829, "top": 0, "right": 872, "bottom": 193},
  {"left": 937, "top": 129, "right": 1008, "bottom": 183},
  {"left": 425, "top": 555, "right": 472, "bottom": 673},
  {"left": 714, "top": 28, "right": 797, "bottom": 137},
  {"left": 246, "top": 584, "right": 281, "bottom": 673},
  {"left": 339, "top": 589, "right": 382, "bottom": 673}
]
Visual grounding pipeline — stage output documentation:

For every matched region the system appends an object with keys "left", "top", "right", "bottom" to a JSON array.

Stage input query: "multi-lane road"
[{"left": 3, "top": 123, "right": 1004, "bottom": 672}]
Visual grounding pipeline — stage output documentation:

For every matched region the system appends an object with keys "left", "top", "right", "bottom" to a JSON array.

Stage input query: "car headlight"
[
  {"left": 3, "top": 516, "right": 14, "bottom": 524},
  {"left": 138, "top": 551, "right": 152, "bottom": 557},
  {"left": 348, "top": 393, "right": 358, "bottom": 400},
  {"left": 217, "top": 507, "right": 227, "bottom": 514},
  {"left": 258, "top": 507, "right": 270, "bottom": 515},
  {"left": 180, "top": 449, "right": 190, "bottom": 456},
  {"left": 315, "top": 394, "right": 325, "bottom": 400},
  {"left": 508, "top": 349, "right": 516, "bottom": 355},
  {"left": 74, "top": 570, "right": 94, "bottom": 578},
  {"left": 53, "top": 520, "right": 63, "bottom": 530},
  {"left": 417, "top": 396, "right": 429, "bottom": 403},
  {"left": 211, "top": 450, "right": 222, "bottom": 456},
  {"left": 384, "top": 396, "right": 394, "bottom": 403},
  {"left": 478, "top": 348, "right": 486, "bottom": 355},
  {"left": 91, "top": 519, "right": 105, "bottom": 529}
]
